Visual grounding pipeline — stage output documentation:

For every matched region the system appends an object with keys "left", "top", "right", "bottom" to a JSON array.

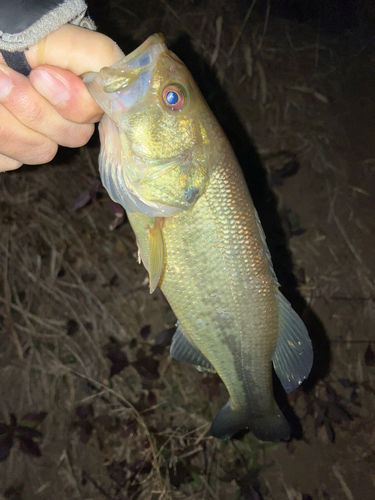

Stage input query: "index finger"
[{"left": 29, "top": 65, "right": 104, "bottom": 123}]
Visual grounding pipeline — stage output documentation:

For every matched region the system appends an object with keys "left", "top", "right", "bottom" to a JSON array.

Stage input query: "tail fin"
[{"left": 210, "top": 401, "right": 291, "bottom": 442}]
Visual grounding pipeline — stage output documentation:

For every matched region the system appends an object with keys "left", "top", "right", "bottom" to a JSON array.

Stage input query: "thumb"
[{"left": 26, "top": 24, "right": 125, "bottom": 75}]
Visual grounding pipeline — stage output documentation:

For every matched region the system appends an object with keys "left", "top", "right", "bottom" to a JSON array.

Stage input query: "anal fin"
[
  {"left": 272, "top": 291, "right": 313, "bottom": 393},
  {"left": 170, "top": 323, "right": 216, "bottom": 373},
  {"left": 148, "top": 217, "right": 164, "bottom": 293}
]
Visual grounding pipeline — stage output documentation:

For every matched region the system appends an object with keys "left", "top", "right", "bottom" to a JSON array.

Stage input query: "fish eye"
[{"left": 162, "top": 85, "right": 185, "bottom": 111}]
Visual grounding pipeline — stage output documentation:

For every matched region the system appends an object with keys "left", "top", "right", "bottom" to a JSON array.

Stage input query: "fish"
[{"left": 83, "top": 34, "right": 313, "bottom": 442}]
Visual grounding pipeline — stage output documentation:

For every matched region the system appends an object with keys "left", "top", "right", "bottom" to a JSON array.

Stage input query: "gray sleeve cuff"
[{"left": 0, "top": 0, "right": 96, "bottom": 52}]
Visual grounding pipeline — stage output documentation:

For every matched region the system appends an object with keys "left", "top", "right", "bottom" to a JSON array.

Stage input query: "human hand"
[{"left": 0, "top": 24, "right": 124, "bottom": 172}]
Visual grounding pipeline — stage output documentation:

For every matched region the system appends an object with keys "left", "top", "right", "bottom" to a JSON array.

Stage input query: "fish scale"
[{"left": 84, "top": 33, "right": 313, "bottom": 441}]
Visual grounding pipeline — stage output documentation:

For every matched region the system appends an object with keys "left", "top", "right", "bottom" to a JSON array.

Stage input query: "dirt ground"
[{"left": 0, "top": 1, "right": 374, "bottom": 499}]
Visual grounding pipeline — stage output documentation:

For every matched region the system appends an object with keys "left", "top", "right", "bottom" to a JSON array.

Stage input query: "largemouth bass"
[{"left": 83, "top": 34, "right": 313, "bottom": 442}]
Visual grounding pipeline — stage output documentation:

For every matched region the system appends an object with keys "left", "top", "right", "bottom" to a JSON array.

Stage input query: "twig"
[
  {"left": 256, "top": 0, "right": 270, "bottom": 53},
  {"left": 82, "top": 470, "right": 115, "bottom": 500},
  {"left": 210, "top": 16, "right": 223, "bottom": 66},
  {"left": 228, "top": 0, "right": 258, "bottom": 58},
  {"left": 203, "top": 439, "right": 218, "bottom": 500},
  {"left": 159, "top": 0, "right": 182, "bottom": 24},
  {"left": 312, "top": 295, "right": 375, "bottom": 302},
  {"left": 3, "top": 235, "right": 23, "bottom": 359},
  {"left": 288, "top": 85, "right": 329, "bottom": 104},
  {"left": 333, "top": 215, "right": 364, "bottom": 266},
  {"left": 244, "top": 44, "right": 253, "bottom": 78},
  {"left": 256, "top": 60, "right": 267, "bottom": 104},
  {"left": 200, "top": 474, "right": 220, "bottom": 500},
  {"left": 332, "top": 465, "right": 354, "bottom": 500},
  {"left": 331, "top": 339, "right": 374, "bottom": 344},
  {"left": 315, "top": 32, "right": 320, "bottom": 67}
]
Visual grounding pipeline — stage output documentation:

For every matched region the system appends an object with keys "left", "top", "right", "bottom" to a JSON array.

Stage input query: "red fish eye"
[{"left": 162, "top": 85, "right": 185, "bottom": 110}]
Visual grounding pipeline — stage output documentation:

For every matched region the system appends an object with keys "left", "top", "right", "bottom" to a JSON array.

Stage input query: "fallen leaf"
[
  {"left": 338, "top": 378, "right": 358, "bottom": 389},
  {"left": 107, "top": 460, "right": 128, "bottom": 488},
  {"left": 71, "top": 190, "right": 91, "bottom": 212},
  {"left": 14, "top": 427, "right": 42, "bottom": 440},
  {"left": 122, "top": 420, "right": 137, "bottom": 438},
  {"left": 148, "top": 392, "right": 157, "bottom": 407},
  {"left": 364, "top": 344, "right": 375, "bottom": 366},
  {"left": 132, "top": 355, "right": 159, "bottom": 380},
  {"left": 280, "top": 207, "right": 306, "bottom": 238},
  {"left": 361, "top": 381, "right": 375, "bottom": 394},
  {"left": 19, "top": 412, "right": 47, "bottom": 427},
  {"left": 18, "top": 437, "right": 41, "bottom": 457},
  {"left": 325, "top": 384, "right": 338, "bottom": 403},
  {"left": 241, "top": 485, "right": 262, "bottom": 500},
  {"left": 79, "top": 421, "right": 94, "bottom": 444},
  {"left": 109, "top": 200, "right": 125, "bottom": 217},
  {"left": 152, "top": 327, "right": 175, "bottom": 354},
  {"left": 127, "top": 459, "right": 152, "bottom": 475},
  {"left": 82, "top": 176, "right": 108, "bottom": 194},
  {"left": 325, "top": 402, "right": 352, "bottom": 423},
  {"left": 109, "top": 274, "right": 120, "bottom": 287},
  {"left": 76, "top": 405, "right": 94, "bottom": 420},
  {"left": 169, "top": 462, "right": 193, "bottom": 487},
  {"left": 140, "top": 325, "right": 151, "bottom": 340},
  {"left": 66, "top": 319, "right": 79, "bottom": 336},
  {"left": 350, "top": 389, "right": 361, "bottom": 406},
  {"left": 107, "top": 349, "right": 129, "bottom": 378},
  {"left": 81, "top": 273, "right": 97, "bottom": 283},
  {"left": 0, "top": 434, "right": 13, "bottom": 462},
  {"left": 270, "top": 159, "right": 300, "bottom": 186},
  {"left": 324, "top": 419, "right": 335, "bottom": 443}
]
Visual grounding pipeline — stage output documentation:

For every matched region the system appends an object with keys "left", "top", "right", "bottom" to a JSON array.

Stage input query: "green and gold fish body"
[{"left": 84, "top": 34, "right": 313, "bottom": 441}]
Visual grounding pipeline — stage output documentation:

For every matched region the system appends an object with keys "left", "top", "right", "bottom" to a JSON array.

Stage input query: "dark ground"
[{"left": 0, "top": 1, "right": 374, "bottom": 499}]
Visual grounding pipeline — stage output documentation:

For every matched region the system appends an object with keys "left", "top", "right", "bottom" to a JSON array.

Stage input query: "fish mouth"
[
  {"left": 83, "top": 34, "right": 167, "bottom": 113},
  {"left": 111, "top": 34, "right": 167, "bottom": 73},
  {"left": 83, "top": 33, "right": 166, "bottom": 83}
]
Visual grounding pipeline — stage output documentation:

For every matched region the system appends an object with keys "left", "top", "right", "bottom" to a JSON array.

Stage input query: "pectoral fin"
[
  {"left": 170, "top": 323, "right": 216, "bottom": 373},
  {"left": 272, "top": 291, "right": 313, "bottom": 393},
  {"left": 148, "top": 217, "right": 165, "bottom": 293}
]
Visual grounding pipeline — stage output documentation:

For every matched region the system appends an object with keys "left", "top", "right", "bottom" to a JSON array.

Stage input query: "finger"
[
  {"left": 0, "top": 64, "right": 95, "bottom": 148},
  {"left": 26, "top": 24, "right": 125, "bottom": 75},
  {"left": 29, "top": 65, "right": 103, "bottom": 123},
  {"left": 0, "top": 105, "right": 58, "bottom": 165},
  {"left": 0, "top": 154, "right": 22, "bottom": 172}
]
